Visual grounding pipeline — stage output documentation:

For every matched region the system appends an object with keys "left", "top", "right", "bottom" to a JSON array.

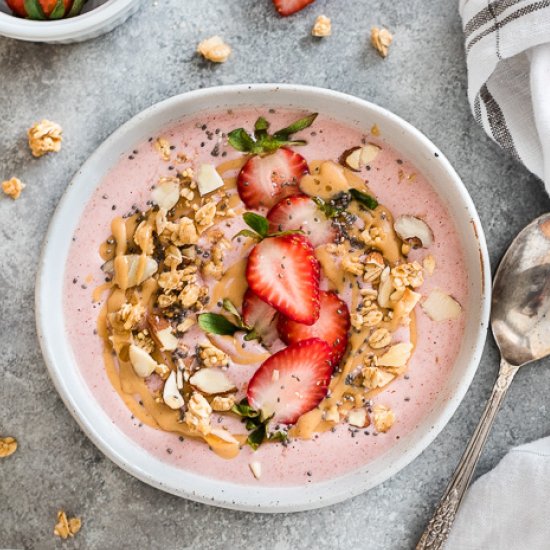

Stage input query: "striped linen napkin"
[{"left": 460, "top": 0, "right": 550, "bottom": 193}]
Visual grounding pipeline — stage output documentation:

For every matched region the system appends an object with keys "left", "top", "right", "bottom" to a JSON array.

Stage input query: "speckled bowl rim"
[
  {"left": 36, "top": 84, "right": 491, "bottom": 513},
  {"left": 0, "top": 0, "right": 139, "bottom": 42}
]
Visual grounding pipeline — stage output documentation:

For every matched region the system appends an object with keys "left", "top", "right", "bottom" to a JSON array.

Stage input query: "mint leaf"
[
  {"left": 227, "top": 128, "right": 260, "bottom": 153},
  {"left": 243, "top": 212, "right": 269, "bottom": 238},
  {"left": 273, "top": 113, "right": 318, "bottom": 140},
  {"left": 312, "top": 196, "right": 342, "bottom": 219},
  {"left": 232, "top": 398, "right": 260, "bottom": 418},
  {"left": 268, "top": 431, "right": 288, "bottom": 443},
  {"left": 247, "top": 424, "right": 267, "bottom": 450},
  {"left": 349, "top": 188, "right": 379, "bottom": 210},
  {"left": 233, "top": 229, "right": 262, "bottom": 241},
  {"left": 254, "top": 117, "right": 270, "bottom": 141},
  {"left": 198, "top": 313, "right": 241, "bottom": 336},
  {"left": 222, "top": 299, "right": 241, "bottom": 320},
  {"left": 227, "top": 113, "right": 318, "bottom": 155}
]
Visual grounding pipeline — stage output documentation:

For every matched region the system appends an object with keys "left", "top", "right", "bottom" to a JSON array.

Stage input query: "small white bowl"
[
  {"left": 0, "top": 0, "right": 141, "bottom": 43},
  {"left": 36, "top": 84, "right": 491, "bottom": 512}
]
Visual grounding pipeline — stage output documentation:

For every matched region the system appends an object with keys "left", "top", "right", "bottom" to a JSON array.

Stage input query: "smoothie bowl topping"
[{"left": 93, "top": 111, "right": 462, "bottom": 462}]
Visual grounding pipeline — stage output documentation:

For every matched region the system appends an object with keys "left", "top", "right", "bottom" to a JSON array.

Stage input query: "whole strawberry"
[{"left": 6, "top": 0, "right": 87, "bottom": 19}]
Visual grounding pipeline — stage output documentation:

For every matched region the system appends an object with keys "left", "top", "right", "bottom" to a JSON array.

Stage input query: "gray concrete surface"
[{"left": 1, "top": 0, "right": 550, "bottom": 548}]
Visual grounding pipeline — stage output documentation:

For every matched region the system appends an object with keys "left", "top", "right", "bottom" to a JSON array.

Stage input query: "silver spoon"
[{"left": 417, "top": 213, "right": 550, "bottom": 549}]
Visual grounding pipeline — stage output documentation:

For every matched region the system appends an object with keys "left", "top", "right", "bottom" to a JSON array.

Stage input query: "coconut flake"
[
  {"left": 394, "top": 215, "right": 434, "bottom": 248},
  {"left": 152, "top": 179, "right": 180, "bottom": 210},
  {"left": 197, "top": 164, "right": 224, "bottom": 196},
  {"left": 163, "top": 371, "right": 184, "bottom": 409},
  {"left": 378, "top": 342, "right": 414, "bottom": 367},
  {"left": 114, "top": 254, "right": 158, "bottom": 289},
  {"left": 129, "top": 345, "right": 158, "bottom": 378},
  {"left": 249, "top": 461, "right": 262, "bottom": 480},
  {"left": 189, "top": 368, "right": 236, "bottom": 395},
  {"left": 421, "top": 290, "right": 462, "bottom": 321}
]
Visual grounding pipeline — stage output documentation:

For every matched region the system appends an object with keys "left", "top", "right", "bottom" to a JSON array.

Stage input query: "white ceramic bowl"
[
  {"left": 36, "top": 84, "right": 491, "bottom": 512},
  {"left": 0, "top": 0, "right": 141, "bottom": 43}
]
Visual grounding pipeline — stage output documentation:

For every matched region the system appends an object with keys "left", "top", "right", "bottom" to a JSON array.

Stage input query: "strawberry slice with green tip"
[
  {"left": 247, "top": 338, "right": 332, "bottom": 425},
  {"left": 237, "top": 148, "right": 308, "bottom": 210},
  {"left": 278, "top": 290, "right": 351, "bottom": 366},
  {"left": 241, "top": 289, "right": 279, "bottom": 347},
  {"left": 246, "top": 233, "right": 320, "bottom": 325},
  {"left": 267, "top": 194, "right": 339, "bottom": 247},
  {"left": 272, "top": 0, "right": 315, "bottom": 16}
]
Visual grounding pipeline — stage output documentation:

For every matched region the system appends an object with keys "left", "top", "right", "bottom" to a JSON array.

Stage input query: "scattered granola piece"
[
  {"left": 347, "top": 408, "right": 368, "bottom": 428},
  {"left": 2, "top": 177, "right": 25, "bottom": 200},
  {"left": 342, "top": 253, "right": 364, "bottom": 276},
  {"left": 197, "top": 36, "right": 232, "bottom": 63},
  {"left": 0, "top": 436, "right": 17, "bottom": 458},
  {"left": 53, "top": 510, "right": 81, "bottom": 540},
  {"left": 368, "top": 327, "right": 391, "bottom": 349},
  {"left": 195, "top": 201, "right": 217, "bottom": 229},
  {"left": 249, "top": 461, "right": 262, "bottom": 479},
  {"left": 211, "top": 395, "right": 235, "bottom": 412},
  {"left": 371, "top": 26, "right": 393, "bottom": 58},
  {"left": 372, "top": 404, "right": 395, "bottom": 432},
  {"left": 184, "top": 392, "right": 212, "bottom": 435},
  {"left": 362, "top": 366, "right": 394, "bottom": 390},
  {"left": 199, "top": 342, "right": 229, "bottom": 368},
  {"left": 154, "top": 138, "right": 171, "bottom": 161},
  {"left": 312, "top": 15, "right": 331, "bottom": 37},
  {"left": 371, "top": 124, "right": 380, "bottom": 136},
  {"left": 27, "top": 119, "right": 62, "bottom": 157},
  {"left": 179, "top": 283, "right": 201, "bottom": 309},
  {"left": 117, "top": 302, "right": 145, "bottom": 331}
]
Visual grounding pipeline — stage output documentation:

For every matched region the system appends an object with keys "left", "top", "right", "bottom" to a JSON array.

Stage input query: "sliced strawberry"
[
  {"left": 267, "top": 194, "right": 338, "bottom": 247},
  {"left": 246, "top": 234, "right": 320, "bottom": 325},
  {"left": 247, "top": 338, "right": 332, "bottom": 425},
  {"left": 278, "top": 290, "right": 350, "bottom": 366},
  {"left": 237, "top": 148, "right": 308, "bottom": 210},
  {"left": 242, "top": 288, "right": 279, "bottom": 347},
  {"left": 272, "top": 0, "right": 315, "bottom": 16}
]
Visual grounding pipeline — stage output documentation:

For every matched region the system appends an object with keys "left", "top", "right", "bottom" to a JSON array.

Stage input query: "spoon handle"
[{"left": 416, "top": 358, "right": 520, "bottom": 550}]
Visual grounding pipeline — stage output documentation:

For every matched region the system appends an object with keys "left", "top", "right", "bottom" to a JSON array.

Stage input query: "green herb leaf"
[
  {"left": 273, "top": 113, "right": 318, "bottom": 140},
  {"left": 254, "top": 117, "right": 270, "bottom": 141},
  {"left": 312, "top": 196, "right": 342, "bottom": 219},
  {"left": 222, "top": 299, "right": 241, "bottom": 320},
  {"left": 243, "top": 212, "right": 269, "bottom": 238},
  {"left": 232, "top": 229, "right": 263, "bottom": 242},
  {"left": 227, "top": 113, "right": 318, "bottom": 155},
  {"left": 349, "top": 188, "right": 379, "bottom": 210},
  {"left": 243, "top": 329, "right": 259, "bottom": 342},
  {"left": 198, "top": 313, "right": 241, "bottom": 336},
  {"left": 227, "top": 128, "right": 260, "bottom": 153},
  {"left": 247, "top": 423, "right": 267, "bottom": 451},
  {"left": 268, "top": 431, "right": 288, "bottom": 443},
  {"left": 232, "top": 398, "right": 260, "bottom": 418}
]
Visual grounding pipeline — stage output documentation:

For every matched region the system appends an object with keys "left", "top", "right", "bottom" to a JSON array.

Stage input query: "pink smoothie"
[{"left": 63, "top": 108, "right": 468, "bottom": 487}]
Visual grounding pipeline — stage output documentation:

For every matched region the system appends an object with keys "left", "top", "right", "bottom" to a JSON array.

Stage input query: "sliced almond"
[
  {"left": 189, "top": 368, "right": 236, "bottom": 395},
  {"left": 197, "top": 164, "right": 224, "bottom": 196},
  {"left": 155, "top": 327, "right": 178, "bottom": 351},
  {"left": 394, "top": 216, "right": 434, "bottom": 249},
  {"left": 347, "top": 408, "right": 368, "bottom": 428},
  {"left": 340, "top": 147, "right": 362, "bottom": 171},
  {"left": 249, "top": 461, "right": 262, "bottom": 480},
  {"left": 377, "top": 266, "right": 392, "bottom": 308},
  {"left": 114, "top": 254, "right": 158, "bottom": 289},
  {"left": 360, "top": 143, "right": 381, "bottom": 165},
  {"left": 163, "top": 371, "right": 184, "bottom": 409},
  {"left": 129, "top": 344, "right": 158, "bottom": 377},
  {"left": 209, "top": 428, "right": 239, "bottom": 445},
  {"left": 176, "top": 317, "right": 196, "bottom": 334},
  {"left": 152, "top": 179, "right": 180, "bottom": 210},
  {"left": 421, "top": 290, "right": 462, "bottom": 321},
  {"left": 378, "top": 342, "right": 413, "bottom": 367},
  {"left": 340, "top": 144, "right": 381, "bottom": 171}
]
